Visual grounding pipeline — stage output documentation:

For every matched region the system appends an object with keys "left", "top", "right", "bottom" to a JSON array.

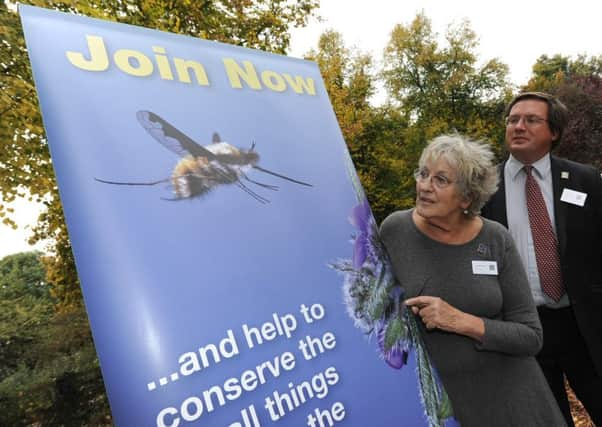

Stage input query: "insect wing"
[{"left": 136, "top": 111, "right": 216, "bottom": 159}]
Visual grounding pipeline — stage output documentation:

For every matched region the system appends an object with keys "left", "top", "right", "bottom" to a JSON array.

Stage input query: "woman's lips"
[{"left": 418, "top": 195, "right": 435, "bottom": 204}]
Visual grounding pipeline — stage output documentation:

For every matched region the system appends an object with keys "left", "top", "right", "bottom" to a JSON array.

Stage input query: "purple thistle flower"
[
  {"left": 349, "top": 200, "right": 372, "bottom": 269},
  {"left": 377, "top": 322, "right": 409, "bottom": 369}
]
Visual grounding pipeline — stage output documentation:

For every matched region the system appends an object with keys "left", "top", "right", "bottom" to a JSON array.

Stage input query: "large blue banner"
[{"left": 20, "top": 5, "right": 448, "bottom": 426}]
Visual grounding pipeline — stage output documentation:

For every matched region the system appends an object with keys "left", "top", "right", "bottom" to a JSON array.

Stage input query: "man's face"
[{"left": 505, "top": 99, "right": 557, "bottom": 164}]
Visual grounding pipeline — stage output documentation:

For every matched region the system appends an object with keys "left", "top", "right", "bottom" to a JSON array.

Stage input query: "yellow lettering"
[
  {"left": 64, "top": 35, "right": 223, "bottom": 89},
  {"left": 66, "top": 35, "right": 109, "bottom": 71},
  {"left": 283, "top": 73, "right": 316, "bottom": 95},
  {"left": 261, "top": 70, "right": 286, "bottom": 92},
  {"left": 223, "top": 58, "right": 261, "bottom": 90},
  {"left": 173, "top": 58, "right": 209, "bottom": 85},
  {"left": 114, "top": 49, "right": 153, "bottom": 77},
  {"left": 153, "top": 46, "right": 174, "bottom": 80}
]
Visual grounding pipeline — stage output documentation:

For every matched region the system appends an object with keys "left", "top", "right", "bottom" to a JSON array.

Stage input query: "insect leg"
[
  {"left": 241, "top": 172, "right": 279, "bottom": 191},
  {"left": 233, "top": 180, "right": 270, "bottom": 204},
  {"left": 208, "top": 164, "right": 271, "bottom": 204},
  {"left": 94, "top": 177, "right": 171, "bottom": 186}
]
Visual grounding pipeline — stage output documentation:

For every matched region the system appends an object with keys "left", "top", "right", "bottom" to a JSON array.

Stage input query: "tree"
[
  {"left": 0, "top": 1, "right": 52, "bottom": 230},
  {"left": 306, "top": 30, "right": 374, "bottom": 154},
  {"left": 305, "top": 31, "right": 413, "bottom": 222},
  {"left": 382, "top": 13, "right": 512, "bottom": 145},
  {"left": 0, "top": 252, "right": 52, "bottom": 379},
  {"left": 305, "top": 31, "right": 377, "bottom": 197},
  {"left": 1, "top": 0, "right": 318, "bottom": 309},
  {"left": 355, "top": 105, "right": 414, "bottom": 222},
  {"left": 553, "top": 74, "right": 602, "bottom": 169},
  {"left": 522, "top": 54, "right": 602, "bottom": 169},
  {"left": 377, "top": 13, "right": 512, "bottom": 217},
  {"left": 523, "top": 53, "right": 602, "bottom": 92},
  {"left": 0, "top": 252, "right": 111, "bottom": 426}
]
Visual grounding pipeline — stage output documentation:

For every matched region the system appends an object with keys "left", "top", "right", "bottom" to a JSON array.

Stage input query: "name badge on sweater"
[
  {"left": 472, "top": 260, "right": 498, "bottom": 275},
  {"left": 560, "top": 188, "right": 587, "bottom": 206}
]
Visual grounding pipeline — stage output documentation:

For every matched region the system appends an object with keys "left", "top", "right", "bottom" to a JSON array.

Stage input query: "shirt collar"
[{"left": 508, "top": 153, "right": 551, "bottom": 181}]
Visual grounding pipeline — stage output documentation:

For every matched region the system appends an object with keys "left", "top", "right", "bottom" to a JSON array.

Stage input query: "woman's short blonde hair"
[{"left": 419, "top": 134, "right": 499, "bottom": 217}]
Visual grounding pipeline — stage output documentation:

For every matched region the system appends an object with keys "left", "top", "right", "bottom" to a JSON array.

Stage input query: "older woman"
[{"left": 380, "top": 135, "right": 566, "bottom": 427}]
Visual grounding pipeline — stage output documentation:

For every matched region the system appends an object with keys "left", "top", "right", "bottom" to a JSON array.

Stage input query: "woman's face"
[{"left": 414, "top": 157, "right": 469, "bottom": 222}]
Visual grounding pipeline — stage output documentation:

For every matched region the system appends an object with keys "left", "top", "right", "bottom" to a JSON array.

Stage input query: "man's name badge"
[
  {"left": 560, "top": 188, "right": 587, "bottom": 206},
  {"left": 472, "top": 260, "right": 498, "bottom": 275}
]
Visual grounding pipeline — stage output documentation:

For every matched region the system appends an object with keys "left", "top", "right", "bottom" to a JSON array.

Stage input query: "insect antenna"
[{"left": 252, "top": 166, "right": 312, "bottom": 187}]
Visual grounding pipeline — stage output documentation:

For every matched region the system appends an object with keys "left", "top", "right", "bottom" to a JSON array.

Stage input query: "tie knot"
[{"left": 524, "top": 165, "right": 534, "bottom": 176}]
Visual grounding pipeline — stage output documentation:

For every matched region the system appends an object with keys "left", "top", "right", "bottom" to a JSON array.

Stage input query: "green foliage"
[
  {"left": 0, "top": 250, "right": 47, "bottom": 298},
  {"left": 0, "top": 252, "right": 110, "bottom": 426},
  {"left": 378, "top": 14, "right": 512, "bottom": 216},
  {"left": 523, "top": 53, "right": 602, "bottom": 92},
  {"left": 0, "top": 252, "right": 52, "bottom": 376},
  {"left": 18, "top": 0, "right": 318, "bottom": 54},
  {"left": 522, "top": 54, "right": 602, "bottom": 169},
  {"left": 356, "top": 106, "right": 413, "bottom": 222},
  {"left": 306, "top": 30, "right": 375, "bottom": 150},
  {"left": 0, "top": 309, "right": 111, "bottom": 426},
  {"left": 552, "top": 74, "right": 602, "bottom": 169},
  {"left": 306, "top": 31, "right": 412, "bottom": 222},
  {"left": 382, "top": 13, "right": 511, "bottom": 139},
  {"left": 384, "top": 315, "right": 403, "bottom": 351},
  {"left": 407, "top": 310, "right": 451, "bottom": 427},
  {"left": 0, "top": 2, "right": 52, "bottom": 231},
  {"left": 309, "top": 16, "right": 512, "bottom": 224}
]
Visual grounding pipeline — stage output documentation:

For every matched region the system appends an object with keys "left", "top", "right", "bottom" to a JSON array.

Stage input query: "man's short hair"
[{"left": 505, "top": 92, "right": 569, "bottom": 148}]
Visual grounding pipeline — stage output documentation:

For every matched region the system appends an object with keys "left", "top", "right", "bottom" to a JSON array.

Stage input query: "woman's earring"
[{"left": 463, "top": 209, "right": 469, "bottom": 215}]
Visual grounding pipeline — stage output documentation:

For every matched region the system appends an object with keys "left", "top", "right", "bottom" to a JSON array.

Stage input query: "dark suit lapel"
[
  {"left": 488, "top": 162, "right": 508, "bottom": 227},
  {"left": 551, "top": 156, "right": 568, "bottom": 258}
]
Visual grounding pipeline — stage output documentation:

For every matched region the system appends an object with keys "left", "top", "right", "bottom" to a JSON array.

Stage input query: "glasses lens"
[
  {"left": 414, "top": 168, "right": 452, "bottom": 188},
  {"left": 433, "top": 175, "right": 450, "bottom": 188},
  {"left": 506, "top": 115, "right": 546, "bottom": 127}
]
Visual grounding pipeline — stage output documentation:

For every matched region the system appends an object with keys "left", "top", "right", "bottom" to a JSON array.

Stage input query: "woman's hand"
[{"left": 405, "top": 296, "right": 485, "bottom": 341}]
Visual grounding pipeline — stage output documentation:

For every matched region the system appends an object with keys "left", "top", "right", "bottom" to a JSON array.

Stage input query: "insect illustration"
[{"left": 95, "top": 111, "right": 312, "bottom": 203}]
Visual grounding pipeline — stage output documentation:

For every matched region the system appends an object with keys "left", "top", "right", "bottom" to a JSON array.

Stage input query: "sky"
[
  {"left": 289, "top": 0, "right": 602, "bottom": 86},
  {"left": 1, "top": 0, "right": 601, "bottom": 259}
]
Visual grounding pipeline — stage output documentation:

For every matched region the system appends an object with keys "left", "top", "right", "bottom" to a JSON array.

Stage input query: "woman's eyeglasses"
[{"left": 413, "top": 168, "right": 454, "bottom": 189}]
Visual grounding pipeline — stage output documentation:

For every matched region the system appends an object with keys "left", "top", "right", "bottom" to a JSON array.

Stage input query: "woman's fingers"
[
  {"left": 405, "top": 296, "right": 457, "bottom": 331},
  {"left": 405, "top": 296, "right": 435, "bottom": 308}
]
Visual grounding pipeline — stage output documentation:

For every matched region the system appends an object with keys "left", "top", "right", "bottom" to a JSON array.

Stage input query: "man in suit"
[{"left": 481, "top": 92, "right": 602, "bottom": 426}]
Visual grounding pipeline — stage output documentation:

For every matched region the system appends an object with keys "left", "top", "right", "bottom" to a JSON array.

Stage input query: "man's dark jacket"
[{"left": 481, "top": 155, "right": 602, "bottom": 375}]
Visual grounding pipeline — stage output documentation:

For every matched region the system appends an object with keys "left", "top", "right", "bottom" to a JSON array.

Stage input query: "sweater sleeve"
[{"left": 476, "top": 229, "right": 543, "bottom": 356}]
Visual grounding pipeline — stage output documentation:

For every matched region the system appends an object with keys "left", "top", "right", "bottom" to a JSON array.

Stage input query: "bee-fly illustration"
[{"left": 95, "top": 111, "right": 312, "bottom": 203}]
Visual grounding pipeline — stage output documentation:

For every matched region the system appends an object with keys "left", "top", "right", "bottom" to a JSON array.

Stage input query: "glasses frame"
[
  {"left": 505, "top": 114, "right": 548, "bottom": 128},
  {"left": 413, "top": 168, "right": 455, "bottom": 189}
]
